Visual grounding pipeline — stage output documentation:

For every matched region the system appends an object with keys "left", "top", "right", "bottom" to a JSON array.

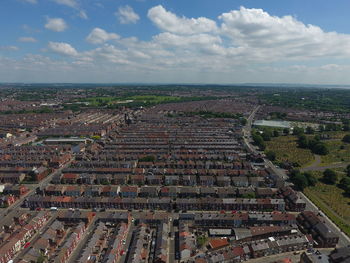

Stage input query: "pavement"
[
  {"left": 301, "top": 162, "right": 350, "bottom": 172},
  {"left": 300, "top": 192, "right": 350, "bottom": 247},
  {"left": 118, "top": 220, "right": 134, "bottom": 263},
  {"left": 0, "top": 160, "right": 73, "bottom": 219},
  {"left": 243, "top": 105, "right": 350, "bottom": 248},
  {"left": 67, "top": 215, "right": 98, "bottom": 263},
  {"left": 246, "top": 250, "right": 304, "bottom": 263},
  {"left": 14, "top": 214, "right": 57, "bottom": 261},
  {"left": 168, "top": 217, "right": 175, "bottom": 263}
]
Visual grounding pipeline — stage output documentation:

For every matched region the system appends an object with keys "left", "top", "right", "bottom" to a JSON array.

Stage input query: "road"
[
  {"left": 242, "top": 105, "right": 260, "bottom": 155},
  {"left": 14, "top": 214, "right": 57, "bottom": 261},
  {"left": 0, "top": 160, "right": 73, "bottom": 219},
  {"left": 242, "top": 105, "right": 350, "bottom": 248},
  {"left": 243, "top": 106, "right": 289, "bottom": 181},
  {"left": 302, "top": 162, "right": 350, "bottom": 172},
  {"left": 118, "top": 219, "right": 134, "bottom": 263},
  {"left": 247, "top": 248, "right": 333, "bottom": 263},
  {"left": 300, "top": 192, "right": 350, "bottom": 247},
  {"left": 168, "top": 216, "right": 175, "bottom": 263},
  {"left": 67, "top": 215, "right": 98, "bottom": 263}
]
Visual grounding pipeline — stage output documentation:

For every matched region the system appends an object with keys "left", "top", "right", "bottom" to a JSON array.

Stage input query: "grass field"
[
  {"left": 265, "top": 135, "right": 315, "bottom": 167},
  {"left": 304, "top": 170, "right": 350, "bottom": 236},
  {"left": 82, "top": 95, "right": 182, "bottom": 107},
  {"left": 320, "top": 139, "right": 350, "bottom": 165},
  {"left": 266, "top": 132, "right": 350, "bottom": 168},
  {"left": 322, "top": 131, "right": 348, "bottom": 140}
]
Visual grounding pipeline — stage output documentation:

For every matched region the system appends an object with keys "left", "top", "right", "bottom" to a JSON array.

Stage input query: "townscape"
[{"left": 0, "top": 85, "right": 349, "bottom": 263}]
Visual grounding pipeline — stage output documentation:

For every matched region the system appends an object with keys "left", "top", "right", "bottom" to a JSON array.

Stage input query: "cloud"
[
  {"left": 52, "top": 0, "right": 88, "bottom": 19},
  {"left": 218, "top": 6, "right": 350, "bottom": 60},
  {"left": 148, "top": 5, "right": 218, "bottom": 35},
  {"left": 116, "top": 5, "right": 140, "bottom": 24},
  {"left": 78, "top": 10, "right": 88, "bottom": 20},
  {"left": 155, "top": 32, "right": 221, "bottom": 45},
  {"left": 18, "top": 37, "right": 37, "bottom": 43},
  {"left": 52, "top": 0, "right": 77, "bottom": 8},
  {"left": 86, "top": 28, "right": 120, "bottom": 44},
  {"left": 22, "top": 24, "right": 41, "bottom": 34},
  {"left": 21, "top": 0, "right": 37, "bottom": 4},
  {"left": 0, "top": 46, "right": 19, "bottom": 51},
  {"left": 5, "top": 6, "right": 350, "bottom": 84},
  {"left": 45, "top": 18, "right": 68, "bottom": 32},
  {"left": 48, "top": 41, "right": 78, "bottom": 56}
]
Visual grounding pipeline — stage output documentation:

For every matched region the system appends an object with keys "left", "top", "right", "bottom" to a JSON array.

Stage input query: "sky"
[{"left": 1, "top": 0, "right": 350, "bottom": 84}]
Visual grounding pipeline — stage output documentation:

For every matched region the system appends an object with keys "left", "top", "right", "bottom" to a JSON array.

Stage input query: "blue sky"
[{"left": 1, "top": 0, "right": 350, "bottom": 84}]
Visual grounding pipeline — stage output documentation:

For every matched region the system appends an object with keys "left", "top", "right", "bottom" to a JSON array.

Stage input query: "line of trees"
[
  {"left": 339, "top": 165, "right": 350, "bottom": 196},
  {"left": 290, "top": 166, "right": 350, "bottom": 196},
  {"left": 343, "top": 134, "right": 350, "bottom": 143},
  {"left": 289, "top": 169, "right": 317, "bottom": 191},
  {"left": 297, "top": 134, "right": 329, "bottom": 155},
  {"left": 252, "top": 127, "right": 283, "bottom": 151}
]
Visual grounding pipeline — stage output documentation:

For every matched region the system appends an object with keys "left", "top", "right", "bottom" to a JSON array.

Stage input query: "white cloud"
[
  {"left": 18, "top": 37, "right": 37, "bottom": 43},
  {"left": 148, "top": 5, "right": 218, "bottom": 35},
  {"left": 78, "top": 10, "right": 88, "bottom": 20},
  {"left": 5, "top": 6, "right": 350, "bottom": 84},
  {"left": 86, "top": 28, "right": 120, "bottom": 44},
  {"left": 45, "top": 17, "right": 68, "bottom": 32},
  {"left": 48, "top": 41, "right": 78, "bottom": 56},
  {"left": 0, "top": 46, "right": 19, "bottom": 51},
  {"left": 116, "top": 5, "right": 140, "bottom": 24},
  {"left": 218, "top": 6, "right": 350, "bottom": 60},
  {"left": 22, "top": 0, "right": 37, "bottom": 4},
  {"left": 52, "top": 0, "right": 88, "bottom": 19},
  {"left": 52, "top": 0, "right": 77, "bottom": 8}
]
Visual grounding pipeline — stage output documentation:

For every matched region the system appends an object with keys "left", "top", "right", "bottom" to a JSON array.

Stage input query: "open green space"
[
  {"left": 321, "top": 140, "right": 350, "bottom": 165},
  {"left": 265, "top": 131, "right": 350, "bottom": 167},
  {"left": 74, "top": 94, "right": 218, "bottom": 109},
  {"left": 304, "top": 169, "right": 350, "bottom": 236},
  {"left": 167, "top": 111, "right": 243, "bottom": 119},
  {"left": 265, "top": 135, "right": 315, "bottom": 167},
  {"left": 260, "top": 88, "right": 350, "bottom": 113}
]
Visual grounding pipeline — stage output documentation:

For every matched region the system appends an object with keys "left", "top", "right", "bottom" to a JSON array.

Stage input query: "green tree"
[
  {"left": 346, "top": 165, "right": 350, "bottom": 177},
  {"left": 266, "top": 151, "right": 276, "bottom": 161},
  {"left": 342, "top": 134, "right": 350, "bottom": 143},
  {"left": 323, "top": 169, "right": 338, "bottom": 184},
  {"left": 252, "top": 133, "right": 266, "bottom": 150},
  {"left": 139, "top": 155, "right": 156, "bottom": 162},
  {"left": 306, "top": 126, "right": 315, "bottom": 134},
  {"left": 260, "top": 128, "right": 273, "bottom": 141},
  {"left": 292, "top": 174, "right": 309, "bottom": 191},
  {"left": 304, "top": 172, "right": 317, "bottom": 187},
  {"left": 312, "top": 143, "right": 329, "bottom": 155},
  {"left": 290, "top": 169, "right": 301, "bottom": 178},
  {"left": 240, "top": 118, "right": 247, "bottom": 126},
  {"left": 283, "top": 128, "right": 290, "bottom": 135},
  {"left": 298, "top": 135, "right": 309, "bottom": 149},
  {"left": 344, "top": 186, "right": 350, "bottom": 197},
  {"left": 242, "top": 192, "right": 256, "bottom": 198},
  {"left": 339, "top": 177, "right": 350, "bottom": 190},
  {"left": 293, "top": 127, "right": 304, "bottom": 136}
]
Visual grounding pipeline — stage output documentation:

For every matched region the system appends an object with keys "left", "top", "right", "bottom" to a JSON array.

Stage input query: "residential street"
[
  {"left": 0, "top": 160, "right": 73, "bottom": 219},
  {"left": 243, "top": 106, "right": 350, "bottom": 248}
]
